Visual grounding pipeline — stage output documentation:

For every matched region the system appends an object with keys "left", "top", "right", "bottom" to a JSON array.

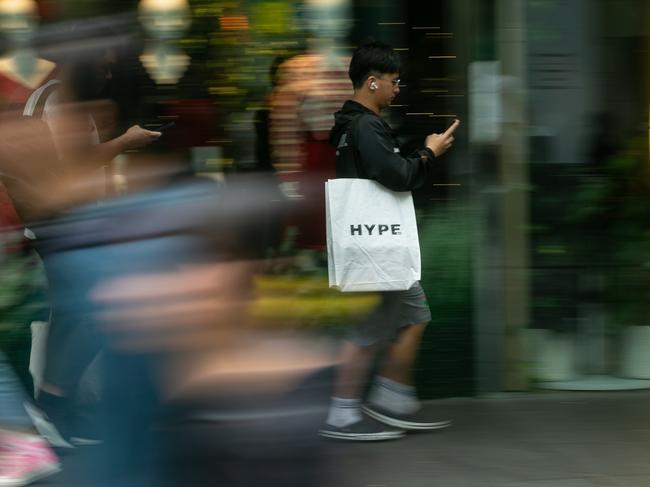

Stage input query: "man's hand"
[
  {"left": 425, "top": 119, "right": 460, "bottom": 158},
  {"left": 122, "top": 125, "right": 162, "bottom": 151}
]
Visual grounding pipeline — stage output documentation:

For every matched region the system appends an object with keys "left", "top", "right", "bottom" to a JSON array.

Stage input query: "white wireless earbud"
[{"left": 370, "top": 82, "right": 378, "bottom": 90}]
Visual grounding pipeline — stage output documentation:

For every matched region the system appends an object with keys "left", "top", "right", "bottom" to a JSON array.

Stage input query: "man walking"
[{"left": 322, "top": 40, "right": 459, "bottom": 441}]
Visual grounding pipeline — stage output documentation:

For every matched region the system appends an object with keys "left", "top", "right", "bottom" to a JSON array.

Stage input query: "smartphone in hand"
[{"left": 156, "top": 121, "right": 176, "bottom": 132}]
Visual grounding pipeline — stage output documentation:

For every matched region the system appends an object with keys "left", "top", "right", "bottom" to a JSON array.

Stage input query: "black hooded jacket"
[{"left": 329, "top": 100, "right": 436, "bottom": 192}]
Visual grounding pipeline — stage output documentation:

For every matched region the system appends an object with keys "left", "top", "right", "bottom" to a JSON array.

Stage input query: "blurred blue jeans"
[{"left": 0, "top": 350, "right": 32, "bottom": 428}]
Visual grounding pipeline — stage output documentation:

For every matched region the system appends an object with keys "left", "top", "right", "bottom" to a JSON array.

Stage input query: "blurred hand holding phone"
[{"left": 156, "top": 121, "right": 176, "bottom": 132}]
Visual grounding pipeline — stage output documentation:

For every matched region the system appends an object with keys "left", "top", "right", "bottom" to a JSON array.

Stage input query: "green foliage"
[
  {"left": 417, "top": 203, "right": 474, "bottom": 398},
  {"left": 0, "top": 246, "right": 48, "bottom": 387},
  {"left": 567, "top": 136, "right": 650, "bottom": 326},
  {"left": 418, "top": 204, "right": 472, "bottom": 315}
]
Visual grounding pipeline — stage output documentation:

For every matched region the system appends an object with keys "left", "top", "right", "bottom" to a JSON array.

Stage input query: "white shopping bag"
[{"left": 325, "top": 178, "right": 421, "bottom": 292}]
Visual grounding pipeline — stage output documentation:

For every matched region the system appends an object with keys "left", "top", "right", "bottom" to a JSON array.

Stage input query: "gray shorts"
[{"left": 348, "top": 281, "right": 432, "bottom": 346}]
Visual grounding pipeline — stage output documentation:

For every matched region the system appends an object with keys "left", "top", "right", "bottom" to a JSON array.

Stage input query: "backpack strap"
[{"left": 345, "top": 114, "right": 368, "bottom": 179}]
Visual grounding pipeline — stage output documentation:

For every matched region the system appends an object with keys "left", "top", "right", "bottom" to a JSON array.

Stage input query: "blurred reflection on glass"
[
  {"left": 120, "top": 0, "right": 221, "bottom": 183},
  {"left": 138, "top": 0, "right": 191, "bottom": 86},
  {"left": 0, "top": 0, "right": 57, "bottom": 110},
  {"left": 269, "top": 0, "right": 353, "bottom": 250}
]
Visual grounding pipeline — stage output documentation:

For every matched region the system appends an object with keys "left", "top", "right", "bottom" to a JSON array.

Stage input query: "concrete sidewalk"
[
  {"left": 322, "top": 390, "right": 650, "bottom": 486},
  {"left": 42, "top": 390, "right": 650, "bottom": 486}
]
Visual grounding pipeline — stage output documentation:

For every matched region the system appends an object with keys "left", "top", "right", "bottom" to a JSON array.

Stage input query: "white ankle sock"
[
  {"left": 326, "top": 397, "right": 362, "bottom": 427},
  {"left": 367, "top": 376, "right": 420, "bottom": 415}
]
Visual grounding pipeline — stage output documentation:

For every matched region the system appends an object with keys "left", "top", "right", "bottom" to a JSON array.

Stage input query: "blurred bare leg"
[
  {"left": 377, "top": 323, "right": 426, "bottom": 385},
  {"left": 332, "top": 341, "right": 377, "bottom": 399}
]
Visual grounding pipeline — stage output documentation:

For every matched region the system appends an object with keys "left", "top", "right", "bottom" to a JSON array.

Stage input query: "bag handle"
[{"left": 27, "top": 82, "right": 60, "bottom": 120}]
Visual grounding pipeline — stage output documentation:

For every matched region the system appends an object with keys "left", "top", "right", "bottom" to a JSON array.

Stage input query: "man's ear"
[{"left": 368, "top": 76, "right": 378, "bottom": 91}]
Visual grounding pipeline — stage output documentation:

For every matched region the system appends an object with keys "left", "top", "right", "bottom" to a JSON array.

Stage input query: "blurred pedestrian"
[{"left": 16, "top": 26, "right": 160, "bottom": 447}]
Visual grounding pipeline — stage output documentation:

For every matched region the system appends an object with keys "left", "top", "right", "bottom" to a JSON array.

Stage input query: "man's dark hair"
[{"left": 348, "top": 40, "right": 400, "bottom": 89}]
